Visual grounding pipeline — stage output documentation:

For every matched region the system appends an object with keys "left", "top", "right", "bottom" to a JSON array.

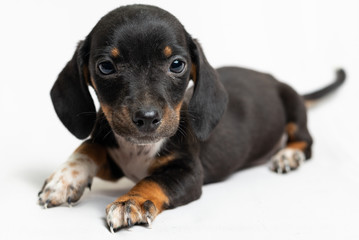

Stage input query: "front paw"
[
  {"left": 106, "top": 197, "right": 157, "bottom": 232},
  {"left": 38, "top": 155, "right": 94, "bottom": 208}
]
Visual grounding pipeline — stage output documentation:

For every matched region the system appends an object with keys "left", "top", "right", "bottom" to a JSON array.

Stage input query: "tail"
[{"left": 303, "top": 69, "right": 346, "bottom": 105}]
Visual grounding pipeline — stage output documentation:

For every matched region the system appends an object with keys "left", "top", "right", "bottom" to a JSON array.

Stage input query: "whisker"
[
  {"left": 103, "top": 129, "right": 114, "bottom": 140},
  {"left": 176, "top": 125, "right": 187, "bottom": 138}
]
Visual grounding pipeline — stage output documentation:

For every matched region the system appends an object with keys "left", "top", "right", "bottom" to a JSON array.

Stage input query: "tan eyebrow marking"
[
  {"left": 111, "top": 47, "right": 120, "bottom": 58},
  {"left": 163, "top": 46, "right": 172, "bottom": 57}
]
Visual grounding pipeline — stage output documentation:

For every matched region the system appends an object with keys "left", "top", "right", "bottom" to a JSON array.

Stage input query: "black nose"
[{"left": 132, "top": 109, "right": 162, "bottom": 132}]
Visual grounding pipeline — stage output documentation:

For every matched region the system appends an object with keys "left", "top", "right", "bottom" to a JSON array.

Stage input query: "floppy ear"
[
  {"left": 50, "top": 40, "right": 96, "bottom": 139},
  {"left": 188, "top": 38, "right": 228, "bottom": 141}
]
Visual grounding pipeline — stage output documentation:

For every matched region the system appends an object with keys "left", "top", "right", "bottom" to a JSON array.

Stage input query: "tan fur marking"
[
  {"left": 72, "top": 170, "right": 79, "bottom": 178},
  {"left": 60, "top": 176, "right": 66, "bottom": 185},
  {"left": 121, "top": 106, "right": 132, "bottom": 123},
  {"left": 156, "top": 101, "right": 183, "bottom": 136},
  {"left": 286, "top": 122, "right": 298, "bottom": 141},
  {"left": 69, "top": 162, "right": 77, "bottom": 167},
  {"left": 190, "top": 64, "right": 197, "bottom": 83},
  {"left": 305, "top": 100, "right": 316, "bottom": 108},
  {"left": 101, "top": 104, "right": 111, "bottom": 121},
  {"left": 161, "top": 105, "right": 171, "bottom": 124},
  {"left": 75, "top": 142, "right": 106, "bottom": 165},
  {"left": 148, "top": 153, "right": 177, "bottom": 174},
  {"left": 104, "top": 105, "right": 135, "bottom": 136},
  {"left": 287, "top": 141, "right": 308, "bottom": 151},
  {"left": 74, "top": 142, "right": 114, "bottom": 180},
  {"left": 90, "top": 77, "right": 98, "bottom": 91},
  {"left": 175, "top": 100, "right": 183, "bottom": 118},
  {"left": 111, "top": 47, "right": 120, "bottom": 58},
  {"left": 114, "top": 180, "right": 169, "bottom": 213},
  {"left": 83, "top": 65, "right": 90, "bottom": 85},
  {"left": 163, "top": 46, "right": 172, "bottom": 57}
]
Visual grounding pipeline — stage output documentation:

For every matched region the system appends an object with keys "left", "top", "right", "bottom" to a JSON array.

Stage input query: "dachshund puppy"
[{"left": 38, "top": 4, "right": 345, "bottom": 232}]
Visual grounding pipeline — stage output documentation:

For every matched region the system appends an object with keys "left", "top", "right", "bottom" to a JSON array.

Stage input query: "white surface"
[{"left": 1, "top": 0, "right": 358, "bottom": 239}]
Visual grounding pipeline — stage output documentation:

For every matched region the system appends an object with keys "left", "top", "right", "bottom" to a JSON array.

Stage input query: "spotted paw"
[
  {"left": 270, "top": 148, "right": 305, "bottom": 174},
  {"left": 106, "top": 197, "right": 157, "bottom": 232},
  {"left": 38, "top": 153, "right": 96, "bottom": 208}
]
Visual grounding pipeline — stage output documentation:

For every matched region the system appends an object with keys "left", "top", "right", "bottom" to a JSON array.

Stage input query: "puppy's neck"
[{"left": 107, "top": 134, "right": 166, "bottom": 182}]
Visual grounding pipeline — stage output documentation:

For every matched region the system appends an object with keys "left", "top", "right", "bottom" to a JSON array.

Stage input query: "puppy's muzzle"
[{"left": 132, "top": 108, "right": 162, "bottom": 133}]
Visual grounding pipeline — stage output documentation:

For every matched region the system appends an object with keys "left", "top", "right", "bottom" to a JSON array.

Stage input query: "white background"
[{"left": 1, "top": 0, "right": 358, "bottom": 239}]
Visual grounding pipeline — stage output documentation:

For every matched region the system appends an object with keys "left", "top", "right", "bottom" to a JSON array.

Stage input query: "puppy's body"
[
  {"left": 39, "top": 5, "right": 344, "bottom": 232},
  {"left": 201, "top": 67, "right": 289, "bottom": 182}
]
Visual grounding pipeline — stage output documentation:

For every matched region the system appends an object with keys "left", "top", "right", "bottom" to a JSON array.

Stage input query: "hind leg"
[
  {"left": 270, "top": 83, "right": 313, "bottom": 174},
  {"left": 270, "top": 122, "right": 313, "bottom": 173}
]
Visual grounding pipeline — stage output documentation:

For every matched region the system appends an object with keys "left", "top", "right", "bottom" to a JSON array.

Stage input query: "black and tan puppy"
[{"left": 38, "top": 4, "right": 345, "bottom": 232}]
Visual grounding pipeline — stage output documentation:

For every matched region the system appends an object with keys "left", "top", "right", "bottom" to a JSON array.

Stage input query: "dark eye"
[
  {"left": 169, "top": 59, "right": 185, "bottom": 73},
  {"left": 98, "top": 61, "right": 115, "bottom": 75}
]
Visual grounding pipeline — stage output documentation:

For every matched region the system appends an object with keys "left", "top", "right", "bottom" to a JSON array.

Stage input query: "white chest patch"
[{"left": 107, "top": 135, "right": 165, "bottom": 182}]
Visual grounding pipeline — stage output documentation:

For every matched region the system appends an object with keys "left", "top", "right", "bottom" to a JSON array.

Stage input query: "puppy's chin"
[
  {"left": 113, "top": 132, "right": 163, "bottom": 145},
  {"left": 126, "top": 136, "right": 163, "bottom": 145}
]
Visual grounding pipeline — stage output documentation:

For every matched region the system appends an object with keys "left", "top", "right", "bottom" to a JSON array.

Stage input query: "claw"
[
  {"left": 87, "top": 177, "right": 93, "bottom": 191},
  {"left": 127, "top": 218, "right": 133, "bottom": 227},
  {"left": 44, "top": 199, "right": 50, "bottom": 209},
  {"left": 67, "top": 197, "right": 73, "bottom": 207},
  {"left": 284, "top": 159, "right": 291, "bottom": 172},
  {"left": 110, "top": 223, "right": 115, "bottom": 234},
  {"left": 146, "top": 217, "right": 152, "bottom": 229}
]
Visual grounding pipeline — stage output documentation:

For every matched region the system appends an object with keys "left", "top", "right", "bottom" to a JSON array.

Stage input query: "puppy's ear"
[
  {"left": 50, "top": 40, "right": 96, "bottom": 139},
  {"left": 188, "top": 38, "right": 228, "bottom": 141}
]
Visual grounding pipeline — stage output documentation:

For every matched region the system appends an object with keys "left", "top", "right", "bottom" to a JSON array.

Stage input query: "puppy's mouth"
[
  {"left": 110, "top": 123, "right": 168, "bottom": 145},
  {"left": 122, "top": 135, "right": 164, "bottom": 145}
]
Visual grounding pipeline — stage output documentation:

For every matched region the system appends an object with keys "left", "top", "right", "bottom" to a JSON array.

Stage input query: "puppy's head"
[{"left": 51, "top": 5, "right": 227, "bottom": 144}]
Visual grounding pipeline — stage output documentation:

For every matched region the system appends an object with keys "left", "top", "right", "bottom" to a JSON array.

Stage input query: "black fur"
[
  {"left": 302, "top": 69, "right": 346, "bottom": 100},
  {"left": 187, "top": 38, "right": 228, "bottom": 141},
  {"left": 51, "top": 41, "right": 96, "bottom": 139},
  {"left": 50, "top": 4, "right": 344, "bottom": 213}
]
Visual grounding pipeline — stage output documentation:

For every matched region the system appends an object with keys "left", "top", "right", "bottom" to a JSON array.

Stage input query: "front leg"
[
  {"left": 38, "top": 140, "right": 120, "bottom": 208},
  {"left": 106, "top": 155, "right": 203, "bottom": 232}
]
